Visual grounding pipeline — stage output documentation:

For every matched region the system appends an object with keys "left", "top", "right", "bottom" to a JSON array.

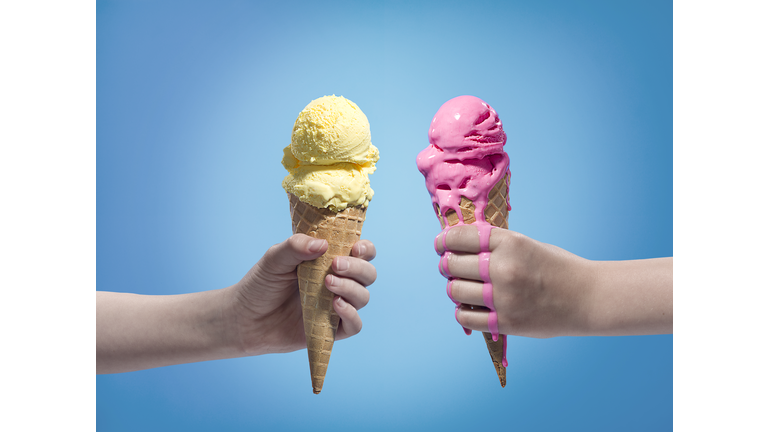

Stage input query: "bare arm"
[
  {"left": 97, "top": 235, "right": 377, "bottom": 374},
  {"left": 435, "top": 225, "right": 672, "bottom": 338},
  {"left": 586, "top": 257, "right": 672, "bottom": 336},
  {"left": 96, "top": 289, "right": 238, "bottom": 374}
]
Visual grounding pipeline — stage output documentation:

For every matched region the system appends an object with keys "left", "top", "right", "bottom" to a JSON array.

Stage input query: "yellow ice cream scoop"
[
  {"left": 290, "top": 95, "right": 378, "bottom": 166},
  {"left": 282, "top": 95, "right": 378, "bottom": 211}
]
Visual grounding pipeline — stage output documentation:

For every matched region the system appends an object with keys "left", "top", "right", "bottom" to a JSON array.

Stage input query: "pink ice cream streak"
[{"left": 417, "top": 95, "right": 511, "bottom": 368}]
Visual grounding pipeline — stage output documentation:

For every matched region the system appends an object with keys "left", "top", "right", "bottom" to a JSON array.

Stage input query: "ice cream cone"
[
  {"left": 288, "top": 192, "right": 367, "bottom": 394},
  {"left": 437, "top": 173, "right": 510, "bottom": 387}
]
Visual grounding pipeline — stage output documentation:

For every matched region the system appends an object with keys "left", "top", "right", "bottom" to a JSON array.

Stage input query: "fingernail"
[
  {"left": 326, "top": 274, "right": 337, "bottom": 288},
  {"left": 335, "top": 296, "right": 346, "bottom": 309},
  {"left": 357, "top": 243, "right": 367, "bottom": 256},
  {"left": 308, "top": 239, "right": 325, "bottom": 253},
  {"left": 336, "top": 257, "right": 349, "bottom": 272}
]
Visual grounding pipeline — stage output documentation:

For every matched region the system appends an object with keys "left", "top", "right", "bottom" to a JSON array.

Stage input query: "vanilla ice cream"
[{"left": 282, "top": 95, "right": 378, "bottom": 211}]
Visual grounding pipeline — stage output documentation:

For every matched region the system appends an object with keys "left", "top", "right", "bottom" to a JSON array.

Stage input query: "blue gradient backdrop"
[{"left": 97, "top": 1, "right": 672, "bottom": 430}]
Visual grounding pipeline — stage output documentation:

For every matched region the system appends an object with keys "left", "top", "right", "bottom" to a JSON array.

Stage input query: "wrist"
[
  {"left": 570, "top": 258, "right": 602, "bottom": 336},
  {"left": 586, "top": 258, "right": 673, "bottom": 336},
  {"left": 165, "top": 287, "right": 247, "bottom": 363},
  {"left": 214, "top": 286, "right": 255, "bottom": 358},
  {"left": 227, "top": 283, "right": 285, "bottom": 357},
  {"left": 97, "top": 289, "right": 247, "bottom": 373},
  {"left": 540, "top": 244, "right": 600, "bottom": 337}
]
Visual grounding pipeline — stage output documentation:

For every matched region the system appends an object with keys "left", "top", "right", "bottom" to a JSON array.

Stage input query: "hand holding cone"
[
  {"left": 437, "top": 174, "right": 510, "bottom": 387},
  {"left": 417, "top": 95, "right": 511, "bottom": 387},
  {"left": 281, "top": 95, "right": 378, "bottom": 393}
]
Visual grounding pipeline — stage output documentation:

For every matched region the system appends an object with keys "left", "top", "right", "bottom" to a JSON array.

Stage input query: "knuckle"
[
  {"left": 459, "top": 225, "right": 479, "bottom": 246},
  {"left": 349, "top": 319, "right": 363, "bottom": 335},
  {"left": 353, "top": 259, "right": 376, "bottom": 284},
  {"left": 450, "top": 280, "right": 464, "bottom": 300},
  {"left": 286, "top": 234, "right": 304, "bottom": 250},
  {"left": 363, "top": 240, "right": 376, "bottom": 259},
  {"left": 263, "top": 243, "right": 281, "bottom": 263},
  {"left": 508, "top": 261, "right": 529, "bottom": 284},
  {"left": 507, "top": 231, "right": 530, "bottom": 251},
  {"left": 494, "top": 254, "right": 527, "bottom": 286},
  {"left": 447, "top": 280, "right": 463, "bottom": 302},
  {"left": 455, "top": 308, "right": 466, "bottom": 326}
]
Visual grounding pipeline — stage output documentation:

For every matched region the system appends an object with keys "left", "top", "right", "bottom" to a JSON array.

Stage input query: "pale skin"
[
  {"left": 435, "top": 225, "right": 672, "bottom": 338},
  {"left": 97, "top": 234, "right": 377, "bottom": 374}
]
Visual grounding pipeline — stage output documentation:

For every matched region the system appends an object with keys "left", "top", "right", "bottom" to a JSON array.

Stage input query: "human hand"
[
  {"left": 230, "top": 234, "right": 377, "bottom": 355},
  {"left": 434, "top": 225, "right": 595, "bottom": 339}
]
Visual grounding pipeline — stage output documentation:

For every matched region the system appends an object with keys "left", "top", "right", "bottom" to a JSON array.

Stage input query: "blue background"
[{"left": 97, "top": 1, "right": 672, "bottom": 430}]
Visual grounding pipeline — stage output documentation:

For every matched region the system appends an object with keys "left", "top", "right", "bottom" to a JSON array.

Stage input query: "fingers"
[
  {"left": 351, "top": 239, "right": 376, "bottom": 262},
  {"left": 256, "top": 236, "right": 377, "bottom": 278},
  {"left": 434, "top": 225, "right": 509, "bottom": 255},
  {"left": 333, "top": 255, "right": 377, "bottom": 287},
  {"left": 260, "top": 234, "right": 328, "bottom": 274},
  {"left": 325, "top": 274, "right": 370, "bottom": 310},
  {"left": 435, "top": 225, "right": 483, "bottom": 254},
  {"left": 455, "top": 304, "right": 493, "bottom": 332},
  {"left": 448, "top": 279, "right": 493, "bottom": 334},
  {"left": 438, "top": 251, "right": 483, "bottom": 281},
  {"left": 447, "top": 279, "right": 486, "bottom": 307},
  {"left": 329, "top": 239, "right": 376, "bottom": 341},
  {"left": 333, "top": 296, "right": 363, "bottom": 338}
]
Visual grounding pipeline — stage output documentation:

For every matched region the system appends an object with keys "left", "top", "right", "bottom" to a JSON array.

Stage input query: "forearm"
[
  {"left": 583, "top": 257, "right": 673, "bottom": 336},
  {"left": 96, "top": 289, "right": 243, "bottom": 374}
]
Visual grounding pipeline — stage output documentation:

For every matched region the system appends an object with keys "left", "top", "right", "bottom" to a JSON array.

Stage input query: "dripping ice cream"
[
  {"left": 416, "top": 95, "right": 512, "bottom": 387},
  {"left": 417, "top": 95, "right": 509, "bottom": 222}
]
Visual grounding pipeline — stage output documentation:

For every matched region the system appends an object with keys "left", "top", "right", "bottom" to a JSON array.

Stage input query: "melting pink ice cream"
[{"left": 417, "top": 95, "right": 511, "bottom": 368}]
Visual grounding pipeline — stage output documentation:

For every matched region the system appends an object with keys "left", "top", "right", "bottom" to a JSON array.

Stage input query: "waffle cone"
[
  {"left": 288, "top": 193, "right": 367, "bottom": 394},
  {"left": 437, "top": 173, "right": 510, "bottom": 387}
]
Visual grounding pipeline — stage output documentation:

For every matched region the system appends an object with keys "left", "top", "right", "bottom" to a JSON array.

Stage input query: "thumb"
[{"left": 260, "top": 234, "right": 328, "bottom": 274}]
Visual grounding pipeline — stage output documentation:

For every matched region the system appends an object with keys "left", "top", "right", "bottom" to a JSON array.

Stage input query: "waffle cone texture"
[
  {"left": 288, "top": 193, "right": 367, "bottom": 394},
  {"left": 437, "top": 174, "right": 510, "bottom": 387}
]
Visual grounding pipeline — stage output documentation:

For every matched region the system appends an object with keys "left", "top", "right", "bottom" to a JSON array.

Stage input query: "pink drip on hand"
[
  {"left": 439, "top": 252, "right": 452, "bottom": 278},
  {"left": 447, "top": 278, "right": 472, "bottom": 336},
  {"left": 478, "top": 224, "right": 507, "bottom": 367},
  {"left": 443, "top": 251, "right": 472, "bottom": 335},
  {"left": 478, "top": 225, "right": 500, "bottom": 339},
  {"left": 479, "top": 225, "right": 508, "bottom": 367},
  {"left": 480, "top": 253, "right": 499, "bottom": 341}
]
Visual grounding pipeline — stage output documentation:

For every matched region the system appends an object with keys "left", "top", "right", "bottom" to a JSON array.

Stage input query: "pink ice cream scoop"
[
  {"left": 417, "top": 95, "right": 510, "bottom": 227},
  {"left": 427, "top": 95, "right": 506, "bottom": 158},
  {"left": 417, "top": 95, "right": 511, "bottom": 386}
]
